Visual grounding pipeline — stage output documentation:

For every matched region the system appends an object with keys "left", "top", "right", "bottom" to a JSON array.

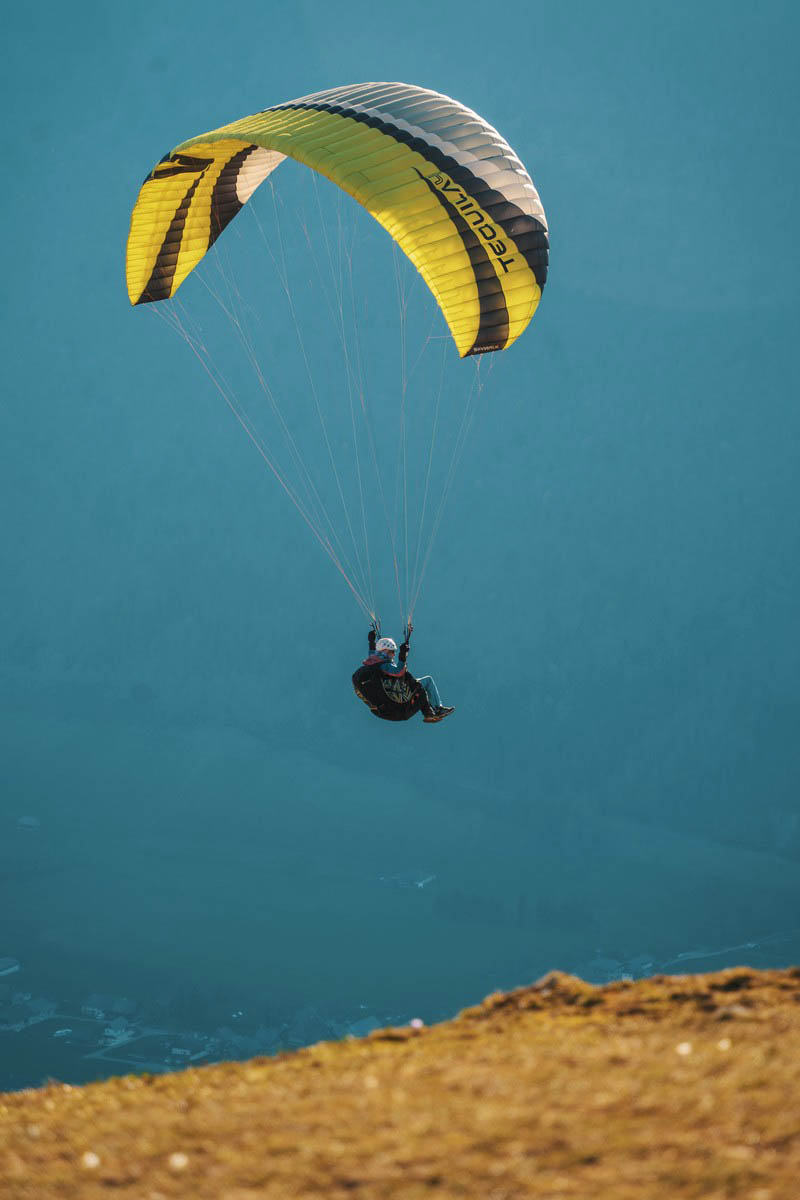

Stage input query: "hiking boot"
[{"left": 423, "top": 706, "right": 454, "bottom": 723}]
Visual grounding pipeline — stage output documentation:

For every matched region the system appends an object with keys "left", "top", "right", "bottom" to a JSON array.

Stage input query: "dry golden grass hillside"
[{"left": 2, "top": 967, "right": 799, "bottom": 1199}]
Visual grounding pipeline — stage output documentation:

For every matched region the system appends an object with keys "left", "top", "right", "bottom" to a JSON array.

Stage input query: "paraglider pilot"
[{"left": 352, "top": 621, "right": 455, "bottom": 723}]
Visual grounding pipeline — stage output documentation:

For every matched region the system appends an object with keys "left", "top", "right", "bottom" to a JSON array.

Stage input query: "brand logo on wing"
[
  {"left": 424, "top": 172, "right": 516, "bottom": 274},
  {"left": 145, "top": 153, "right": 214, "bottom": 183}
]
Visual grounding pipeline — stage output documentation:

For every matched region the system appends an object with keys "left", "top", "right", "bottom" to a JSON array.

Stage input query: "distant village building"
[{"left": 16, "top": 816, "right": 40, "bottom": 833}]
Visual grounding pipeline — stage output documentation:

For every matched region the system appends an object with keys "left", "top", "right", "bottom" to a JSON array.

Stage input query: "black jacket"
[{"left": 353, "top": 629, "right": 424, "bottom": 721}]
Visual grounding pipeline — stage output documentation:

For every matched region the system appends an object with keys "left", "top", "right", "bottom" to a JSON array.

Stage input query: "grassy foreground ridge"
[{"left": 2, "top": 967, "right": 799, "bottom": 1198}]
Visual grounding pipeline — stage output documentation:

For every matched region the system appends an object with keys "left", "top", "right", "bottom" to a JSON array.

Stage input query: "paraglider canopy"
[{"left": 126, "top": 82, "right": 548, "bottom": 358}]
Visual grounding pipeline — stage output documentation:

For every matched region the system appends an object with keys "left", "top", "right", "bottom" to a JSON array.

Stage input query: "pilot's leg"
[
  {"left": 417, "top": 675, "right": 442, "bottom": 709},
  {"left": 406, "top": 672, "right": 434, "bottom": 718}
]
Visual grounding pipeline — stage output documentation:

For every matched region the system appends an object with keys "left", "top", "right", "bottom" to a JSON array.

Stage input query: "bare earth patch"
[{"left": 2, "top": 967, "right": 798, "bottom": 1198}]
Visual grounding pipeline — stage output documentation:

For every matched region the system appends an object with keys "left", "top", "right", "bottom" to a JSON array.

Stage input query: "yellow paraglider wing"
[{"left": 126, "top": 83, "right": 548, "bottom": 357}]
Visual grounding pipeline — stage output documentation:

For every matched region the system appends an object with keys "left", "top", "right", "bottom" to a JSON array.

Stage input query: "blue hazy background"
[{"left": 2, "top": 1, "right": 799, "bottom": 1087}]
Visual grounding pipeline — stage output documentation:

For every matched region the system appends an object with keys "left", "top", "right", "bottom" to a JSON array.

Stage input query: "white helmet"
[{"left": 376, "top": 637, "right": 397, "bottom": 656}]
